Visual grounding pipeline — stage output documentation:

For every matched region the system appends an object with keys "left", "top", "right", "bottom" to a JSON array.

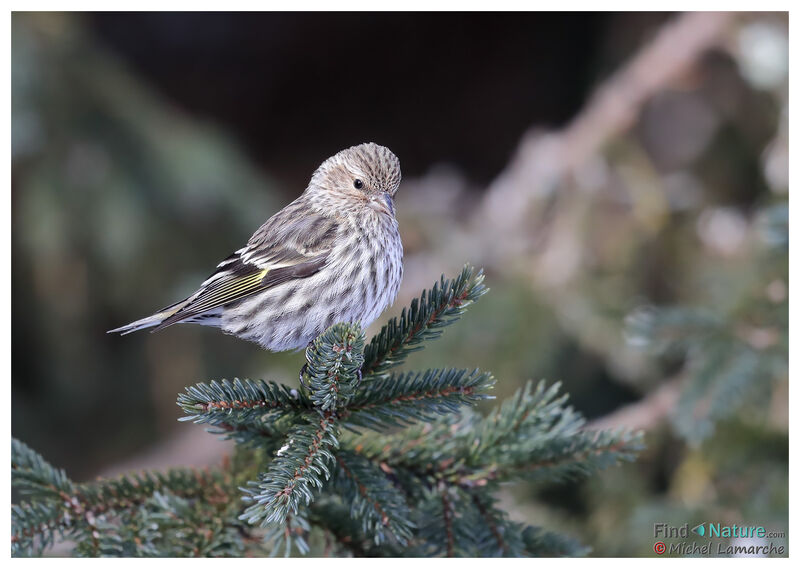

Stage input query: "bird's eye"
[{"left": 353, "top": 179, "right": 364, "bottom": 190}]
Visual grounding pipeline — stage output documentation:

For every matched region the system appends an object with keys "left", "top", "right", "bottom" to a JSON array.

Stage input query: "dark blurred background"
[
  {"left": 12, "top": 12, "right": 787, "bottom": 556},
  {"left": 87, "top": 12, "right": 653, "bottom": 184}
]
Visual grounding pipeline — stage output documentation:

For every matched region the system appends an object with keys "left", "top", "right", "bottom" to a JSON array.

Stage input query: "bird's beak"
[{"left": 369, "top": 193, "right": 394, "bottom": 216}]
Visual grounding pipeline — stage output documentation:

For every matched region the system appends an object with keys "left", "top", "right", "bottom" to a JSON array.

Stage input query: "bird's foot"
[{"left": 299, "top": 340, "right": 314, "bottom": 389}]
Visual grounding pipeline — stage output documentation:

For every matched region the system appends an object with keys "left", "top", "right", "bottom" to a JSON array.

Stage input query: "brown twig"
[
  {"left": 336, "top": 456, "right": 392, "bottom": 529},
  {"left": 440, "top": 488, "right": 455, "bottom": 557},
  {"left": 276, "top": 412, "right": 336, "bottom": 500},
  {"left": 348, "top": 384, "right": 476, "bottom": 412},
  {"left": 478, "top": 11, "right": 737, "bottom": 233},
  {"left": 472, "top": 494, "right": 507, "bottom": 555}
]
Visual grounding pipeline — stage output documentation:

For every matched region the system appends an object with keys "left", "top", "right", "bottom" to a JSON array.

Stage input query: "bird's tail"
[{"left": 107, "top": 302, "right": 184, "bottom": 335}]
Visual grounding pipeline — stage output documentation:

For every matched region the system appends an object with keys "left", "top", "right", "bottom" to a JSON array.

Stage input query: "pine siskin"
[{"left": 109, "top": 142, "right": 403, "bottom": 351}]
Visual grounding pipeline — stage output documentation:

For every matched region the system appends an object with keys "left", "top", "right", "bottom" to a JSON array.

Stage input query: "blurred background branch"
[
  {"left": 478, "top": 11, "right": 734, "bottom": 232},
  {"left": 588, "top": 375, "right": 683, "bottom": 431}
]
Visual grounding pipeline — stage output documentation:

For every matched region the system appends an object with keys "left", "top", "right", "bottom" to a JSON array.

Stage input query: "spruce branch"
[
  {"left": 262, "top": 509, "right": 311, "bottom": 557},
  {"left": 622, "top": 200, "right": 788, "bottom": 444},
  {"left": 75, "top": 491, "right": 253, "bottom": 557},
  {"left": 240, "top": 412, "right": 339, "bottom": 527},
  {"left": 472, "top": 495, "right": 508, "bottom": 555},
  {"left": 469, "top": 494, "right": 525, "bottom": 556},
  {"left": 627, "top": 289, "right": 786, "bottom": 444},
  {"left": 14, "top": 265, "right": 645, "bottom": 557},
  {"left": 11, "top": 438, "right": 247, "bottom": 557},
  {"left": 11, "top": 501, "right": 68, "bottom": 557},
  {"left": 69, "top": 468, "right": 233, "bottom": 514},
  {"left": 207, "top": 419, "right": 292, "bottom": 452},
  {"left": 343, "top": 381, "right": 642, "bottom": 492},
  {"left": 403, "top": 486, "right": 589, "bottom": 557},
  {"left": 466, "top": 380, "right": 582, "bottom": 459},
  {"left": 340, "top": 418, "right": 461, "bottom": 485},
  {"left": 441, "top": 488, "right": 455, "bottom": 557},
  {"left": 521, "top": 526, "right": 590, "bottom": 557},
  {"left": 432, "top": 491, "right": 533, "bottom": 557},
  {"left": 345, "top": 368, "right": 495, "bottom": 429},
  {"left": 361, "top": 264, "right": 488, "bottom": 379},
  {"left": 308, "top": 501, "right": 405, "bottom": 557},
  {"left": 12, "top": 438, "right": 75, "bottom": 499},
  {"left": 478, "top": 428, "right": 645, "bottom": 485},
  {"left": 332, "top": 451, "right": 415, "bottom": 545},
  {"left": 303, "top": 322, "right": 365, "bottom": 410},
  {"left": 177, "top": 378, "right": 306, "bottom": 426},
  {"left": 410, "top": 486, "right": 485, "bottom": 557},
  {"left": 453, "top": 381, "right": 644, "bottom": 485}
]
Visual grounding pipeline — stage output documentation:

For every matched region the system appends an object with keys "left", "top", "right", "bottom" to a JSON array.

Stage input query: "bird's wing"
[{"left": 154, "top": 204, "right": 338, "bottom": 330}]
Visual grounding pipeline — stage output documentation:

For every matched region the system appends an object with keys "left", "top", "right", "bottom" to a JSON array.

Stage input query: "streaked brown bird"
[{"left": 109, "top": 142, "right": 403, "bottom": 351}]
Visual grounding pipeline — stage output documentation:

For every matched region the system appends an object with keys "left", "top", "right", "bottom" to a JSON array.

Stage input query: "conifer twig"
[
  {"left": 441, "top": 489, "right": 455, "bottom": 557},
  {"left": 362, "top": 264, "right": 488, "bottom": 378},
  {"left": 240, "top": 413, "right": 339, "bottom": 527}
]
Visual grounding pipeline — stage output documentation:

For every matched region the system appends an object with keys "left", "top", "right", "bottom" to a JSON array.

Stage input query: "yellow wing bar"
[{"left": 185, "top": 268, "right": 270, "bottom": 315}]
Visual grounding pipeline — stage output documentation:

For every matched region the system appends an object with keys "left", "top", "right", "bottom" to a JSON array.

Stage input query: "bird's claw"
[{"left": 299, "top": 363, "right": 309, "bottom": 389}]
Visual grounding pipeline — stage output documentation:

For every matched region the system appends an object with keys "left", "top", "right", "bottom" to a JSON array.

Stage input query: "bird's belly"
[{"left": 222, "top": 225, "right": 402, "bottom": 352}]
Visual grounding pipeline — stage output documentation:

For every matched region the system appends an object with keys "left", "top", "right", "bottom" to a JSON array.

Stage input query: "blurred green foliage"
[{"left": 12, "top": 13, "right": 286, "bottom": 474}]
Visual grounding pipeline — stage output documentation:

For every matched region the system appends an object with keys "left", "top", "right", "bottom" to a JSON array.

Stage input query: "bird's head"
[{"left": 308, "top": 142, "right": 402, "bottom": 217}]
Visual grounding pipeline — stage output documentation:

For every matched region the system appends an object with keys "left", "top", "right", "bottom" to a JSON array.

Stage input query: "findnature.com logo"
[{"left": 652, "top": 522, "right": 786, "bottom": 557}]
